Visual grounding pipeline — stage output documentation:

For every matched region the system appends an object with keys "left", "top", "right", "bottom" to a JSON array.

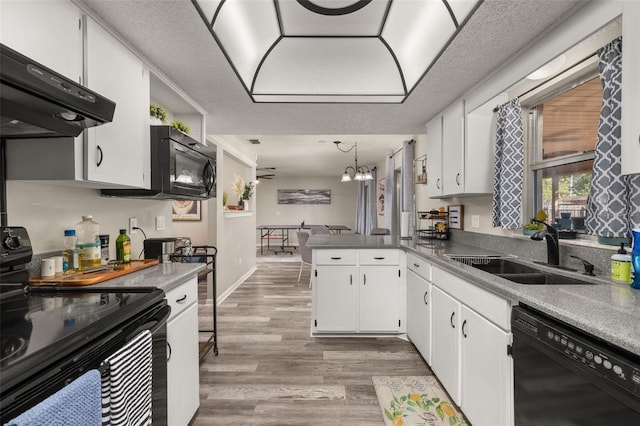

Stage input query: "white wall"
[
  {"left": 255, "top": 176, "right": 358, "bottom": 245},
  {"left": 6, "top": 181, "right": 174, "bottom": 259}
]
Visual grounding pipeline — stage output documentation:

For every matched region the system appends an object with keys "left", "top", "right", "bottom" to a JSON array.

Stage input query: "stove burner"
[{"left": 0, "top": 335, "right": 27, "bottom": 364}]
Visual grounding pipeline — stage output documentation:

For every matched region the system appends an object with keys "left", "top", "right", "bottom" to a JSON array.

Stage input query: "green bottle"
[{"left": 116, "top": 229, "right": 131, "bottom": 263}]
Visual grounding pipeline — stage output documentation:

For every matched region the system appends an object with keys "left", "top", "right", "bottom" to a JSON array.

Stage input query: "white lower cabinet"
[
  {"left": 312, "top": 249, "right": 403, "bottom": 334},
  {"left": 315, "top": 266, "right": 358, "bottom": 332},
  {"left": 165, "top": 277, "right": 200, "bottom": 425},
  {"left": 430, "top": 266, "right": 513, "bottom": 426},
  {"left": 360, "top": 267, "right": 400, "bottom": 332},
  {"left": 460, "top": 305, "right": 513, "bottom": 426},
  {"left": 406, "top": 269, "right": 431, "bottom": 364},
  {"left": 431, "top": 286, "right": 461, "bottom": 404}
]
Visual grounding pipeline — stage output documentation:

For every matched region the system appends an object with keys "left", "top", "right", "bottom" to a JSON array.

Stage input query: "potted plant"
[
  {"left": 242, "top": 182, "right": 254, "bottom": 211},
  {"left": 231, "top": 175, "right": 245, "bottom": 208},
  {"left": 222, "top": 191, "right": 228, "bottom": 207},
  {"left": 523, "top": 209, "right": 547, "bottom": 235},
  {"left": 171, "top": 120, "right": 190, "bottom": 135},
  {"left": 150, "top": 103, "right": 167, "bottom": 125}
]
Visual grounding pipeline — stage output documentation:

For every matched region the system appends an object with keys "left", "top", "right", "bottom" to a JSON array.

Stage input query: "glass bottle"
[
  {"left": 116, "top": 229, "right": 131, "bottom": 263},
  {"left": 62, "top": 229, "right": 79, "bottom": 273},
  {"left": 76, "top": 216, "right": 101, "bottom": 270}
]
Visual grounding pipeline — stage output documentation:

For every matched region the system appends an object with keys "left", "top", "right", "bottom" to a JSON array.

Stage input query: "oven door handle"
[{"left": 127, "top": 304, "right": 171, "bottom": 338}]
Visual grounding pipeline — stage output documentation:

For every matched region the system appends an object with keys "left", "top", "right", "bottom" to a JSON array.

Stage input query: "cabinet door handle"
[
  {"left": 176, "top": 295, "right": 187, "bottom": 303},
  {"left": 436, "top": 178, "right": 440, "bottom": 189},
  {"left": 330, "top": 257, "right": 342, "bottom": 260},
  {"left": 96, "top": 145, "right": 103, "bottom": 167},
  {"left": 423, "top": 291, "right": 428, "bottom": 305},
  {"left": 450, "top": 312, "right": 455, "bottom": 328},
  {"left": 374, "top": 257, "right": 385, "bottom": 260},
  {"left": 350, "top": 274, "right": 352, "bottom": 285},
  {"left": 413, "top": 263, "right": 420, "bottom": 268},
  {"left": 363, "top": 274, "right": 366, "bottom": 285},
  {"left": 462, "top": 319, "right": 468, "bottom": 338},
  {"left": 456, "top": 173, "right": 460, "bottom": 186},
  {"left": 167, "top": 342, "right": 172, "bottom": 362}
]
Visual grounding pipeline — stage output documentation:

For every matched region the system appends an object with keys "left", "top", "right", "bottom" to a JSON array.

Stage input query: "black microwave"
[{"left": 102, "top": 126, "right": 216, "bottom": 200}]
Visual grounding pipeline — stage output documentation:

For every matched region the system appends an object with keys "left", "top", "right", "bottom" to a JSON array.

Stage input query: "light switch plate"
[
  {"left": 156, "top": 216, "right": 165, "bottom": 231},
  {"left": 472, "top": 215, "right": 480, "bottom": 228}
]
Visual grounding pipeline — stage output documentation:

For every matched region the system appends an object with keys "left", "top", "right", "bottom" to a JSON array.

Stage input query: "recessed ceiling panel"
[
  {"left": 252, "top": 94, "right": 406, "bottom": 103},
  {"left": 213, "top": 0, "right": 280, "bottom": 87},
  {"left": 448, "top": 0, "right": 480, "bottom": 24},
  {"left": 278, "top": 0, "right": 390, "bottom": 35},
  {"left": 382, "top": 0, "right": 456, "bottom": 90},
  {"left": 193, "top": 0, "right": 223, "bottom": 24},
  {"left": 253, "top": 38, "right": 404, "bottom": 96}
]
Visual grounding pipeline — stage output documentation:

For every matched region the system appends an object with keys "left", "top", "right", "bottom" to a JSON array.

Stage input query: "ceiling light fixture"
[
  {"left": 192, "top": 0, "right": 481, "bottom": 103},
  {"left": 335, "top": 141, "right": 373, "bottom": 182}
]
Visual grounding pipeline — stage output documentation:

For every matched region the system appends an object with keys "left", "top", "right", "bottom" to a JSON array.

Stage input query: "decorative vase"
[{"left": 243, "top": 200, "right": 249, "bottom": 211}]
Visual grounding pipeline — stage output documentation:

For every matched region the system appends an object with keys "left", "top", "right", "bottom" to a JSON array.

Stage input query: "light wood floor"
[{"left": 192, "top": 262, "right": 432, "bottom": 425}]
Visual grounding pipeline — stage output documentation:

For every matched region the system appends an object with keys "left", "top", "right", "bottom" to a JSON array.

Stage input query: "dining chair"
[
  {"left": 297, "top": 231, "right": 313, "bottom": 287},
  {"left": 370, "top": 227, "right": 391, "bottom": 235}
]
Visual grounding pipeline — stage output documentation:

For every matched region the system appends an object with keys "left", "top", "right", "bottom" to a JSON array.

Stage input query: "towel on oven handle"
[
  {"left": 5, "top": 369, "right": 102, "bottom": 426},
  {"left": 100, "top": 330, "right": 152, "bottom": 426}
]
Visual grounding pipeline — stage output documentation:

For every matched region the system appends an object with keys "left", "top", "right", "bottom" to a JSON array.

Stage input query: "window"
[{"left": 529, "top": 75, "right": 602, "bottom": 231}]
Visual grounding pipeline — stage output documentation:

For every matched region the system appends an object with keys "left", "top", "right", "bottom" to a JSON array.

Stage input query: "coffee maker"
[{"left": 143, "top": 237, "right": 192, "bottom": 263}]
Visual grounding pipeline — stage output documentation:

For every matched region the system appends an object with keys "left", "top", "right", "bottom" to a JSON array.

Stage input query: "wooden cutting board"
[{"left": 29, "top": 259, "right": 159, "bottom": 286}]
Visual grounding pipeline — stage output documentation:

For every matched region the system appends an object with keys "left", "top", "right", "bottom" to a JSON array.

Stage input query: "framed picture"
[
  {"left": 377, "top": 178, "right": 385, "bottom": 215},
  {"left": 448, "top": 205, "right": 464, "bottom": 230},
  {"left": 172, "top": 200, "right": 201, "bottom": 221},
  {"left": 278, "top": 189, "right": 331, "bottom": 204}
]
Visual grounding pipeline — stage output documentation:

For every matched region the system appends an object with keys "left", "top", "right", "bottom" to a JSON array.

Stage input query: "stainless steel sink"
[{"left": 446, "top": 256, "right": 595, "bottom": 285}]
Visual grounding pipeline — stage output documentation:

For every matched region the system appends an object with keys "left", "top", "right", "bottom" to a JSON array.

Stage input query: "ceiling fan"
[{"left": 257, "top": 167, "right": 276, "bottom": 180}]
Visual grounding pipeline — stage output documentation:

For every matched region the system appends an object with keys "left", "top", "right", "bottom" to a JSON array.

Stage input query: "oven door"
[{"left": 169, "top": 139, "right": 215, "bottom": 199}]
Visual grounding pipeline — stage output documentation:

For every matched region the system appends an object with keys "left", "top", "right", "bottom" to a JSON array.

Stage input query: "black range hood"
[{"left": 0, "top": 44, "right": 116, "bottom": 138}]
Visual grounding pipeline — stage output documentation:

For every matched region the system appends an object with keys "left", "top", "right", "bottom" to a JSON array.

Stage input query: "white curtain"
[
  {"left": 401, "top": 140, "right": 416, "bottom": 236},
  {"left": 384, "top": 156, "right": 395, "bottom": 232},
  {"left": 355, "top": 181, "right": 366, "bottom": 234}
]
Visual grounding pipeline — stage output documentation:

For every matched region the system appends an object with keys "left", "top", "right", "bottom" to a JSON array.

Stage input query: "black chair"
[{"left": 370, "top": 228, "right": 391, "bottom": 235}]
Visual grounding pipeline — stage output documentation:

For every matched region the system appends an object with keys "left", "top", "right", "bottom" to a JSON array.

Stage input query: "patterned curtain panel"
[
  {"left": 355, "top": 180, "right": 366, "bottom": 234},
  {"left": 492, "top": 99, "right": 524, "bottom": 229},
  {"left": 401, "top": 140, "right": 416, "bottom": 236},
  {"left": 586, "top": 37, "right": 640, "bottom": 237},
  {"left": 384, "top": 156, "right": 395, "bottom": 232},
  {"left": 365, "top": 167, "right": 378, "bottom": 235}
]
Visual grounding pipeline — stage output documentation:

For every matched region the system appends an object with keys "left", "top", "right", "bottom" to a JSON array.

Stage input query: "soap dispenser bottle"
[
  {"left": 631, "top": 229, "right": 640, "bottom": 289},
  {"left": 611, "top": 242, "right": 632, "bottom": 284}
]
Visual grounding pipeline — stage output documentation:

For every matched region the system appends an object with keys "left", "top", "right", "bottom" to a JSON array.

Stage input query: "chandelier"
[{"left": 334, "top": 141, "right": 373, "bottom": 182}]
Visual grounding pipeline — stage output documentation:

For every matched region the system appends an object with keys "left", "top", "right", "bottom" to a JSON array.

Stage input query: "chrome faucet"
[{"left": 530, "top": 219, "right": 560, "bottom": 266}]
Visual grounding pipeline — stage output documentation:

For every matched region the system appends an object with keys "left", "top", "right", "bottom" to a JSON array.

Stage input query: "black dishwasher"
[{"left": 512, "top": 305, "right": 640, "bottom": 425}]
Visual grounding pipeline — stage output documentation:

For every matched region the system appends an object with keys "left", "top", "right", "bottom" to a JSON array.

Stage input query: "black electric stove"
[{"left": 0, "top": 226, "right": 169, "bottom": 424}]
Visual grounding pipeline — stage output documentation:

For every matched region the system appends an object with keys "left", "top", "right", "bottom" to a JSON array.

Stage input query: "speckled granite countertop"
[
  {"left": 308, "top": 235, "right": 640, "bottom": 356},
  {"left": 84, "top": 262, "right": 205, "bottom": 293}
]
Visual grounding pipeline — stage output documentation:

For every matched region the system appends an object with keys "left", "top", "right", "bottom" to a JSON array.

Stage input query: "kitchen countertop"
[
  {"left": 86, "top": 262, "right": 205, "bottom": 293},
  {"left": 308, "top": 234, "right": 640, "bottom": 356}
]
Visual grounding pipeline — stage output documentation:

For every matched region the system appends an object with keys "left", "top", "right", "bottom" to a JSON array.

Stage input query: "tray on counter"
[{"left": 29, "top": 259, "right": 159, "bottom": 286}]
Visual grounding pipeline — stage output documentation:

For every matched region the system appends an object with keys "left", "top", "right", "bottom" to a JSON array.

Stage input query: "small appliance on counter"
[{"left": 143, "top": 236, "right": 192, "bottom": 263}]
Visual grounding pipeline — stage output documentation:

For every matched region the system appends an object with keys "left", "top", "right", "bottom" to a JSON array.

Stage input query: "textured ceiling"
[{"left": 79, "top": 0, "right": 585, "bottom": 176}]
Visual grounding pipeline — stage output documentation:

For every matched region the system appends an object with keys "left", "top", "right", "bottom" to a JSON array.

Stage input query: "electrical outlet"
[
  {"left": 156, "top": 216, "right": 165, "bottom": 231},
  {"left": 129, "top": 217, "right": 138, "bottom": 235},
  {"left": 472, "top": 215, "right": 480, "bottom": 229}
]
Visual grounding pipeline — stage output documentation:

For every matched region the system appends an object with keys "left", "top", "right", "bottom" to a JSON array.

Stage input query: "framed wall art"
[
  {"left": 277, "top": 189, "right": 331, "bottom": 205},
  {"left": 377, "top": 178, "right": 385, "bottom": 215},
  {"left": 172, "top": 200, "right": 201, "bottom": 221}
]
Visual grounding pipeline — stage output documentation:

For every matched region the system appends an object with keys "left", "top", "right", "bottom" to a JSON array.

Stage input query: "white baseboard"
[{"left": 215, "top": 265, "right": 257, "bottom": 305}]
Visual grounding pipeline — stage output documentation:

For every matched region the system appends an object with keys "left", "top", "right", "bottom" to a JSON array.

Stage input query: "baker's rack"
[{"left": 416, "top": 211, "right": 450, "bottom": 241}]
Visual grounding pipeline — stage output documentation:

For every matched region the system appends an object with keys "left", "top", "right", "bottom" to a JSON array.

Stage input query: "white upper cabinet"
[
  {"left": 441, "top": 101, "right": 465, "bottom": 196},
  {"left": 0, "top": 1, "right": 82, "bottom": 82},
  {"left": 426, "top": 115, "right": 443, "bottom": 198},
  {"left": 84, "top": 16, "right": 150, "bottom": 188},
  {"left": 622, "top": 1, "right": 640, "bottom": 175},
  {"left": 465, "top": 93, "right": 508, "bottom": 194}
]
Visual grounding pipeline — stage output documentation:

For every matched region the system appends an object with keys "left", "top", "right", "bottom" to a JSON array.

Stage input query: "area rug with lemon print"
[{"left": 372, "top": 376, "right": 468, "bottom": 426}]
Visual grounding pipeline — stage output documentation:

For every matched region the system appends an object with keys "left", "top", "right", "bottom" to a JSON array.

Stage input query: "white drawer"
[
  {"left": 407, "top": 253, "right": 431, "bottom": 281},
  {"left": 316, "top": 250, "right": 357, "bottom": 265},
  {"left": 359, "top": 249, "right": 400, "bottom": 265},
  {"left": 165, "top": 276, "right": 198, "bottom": 320}
]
